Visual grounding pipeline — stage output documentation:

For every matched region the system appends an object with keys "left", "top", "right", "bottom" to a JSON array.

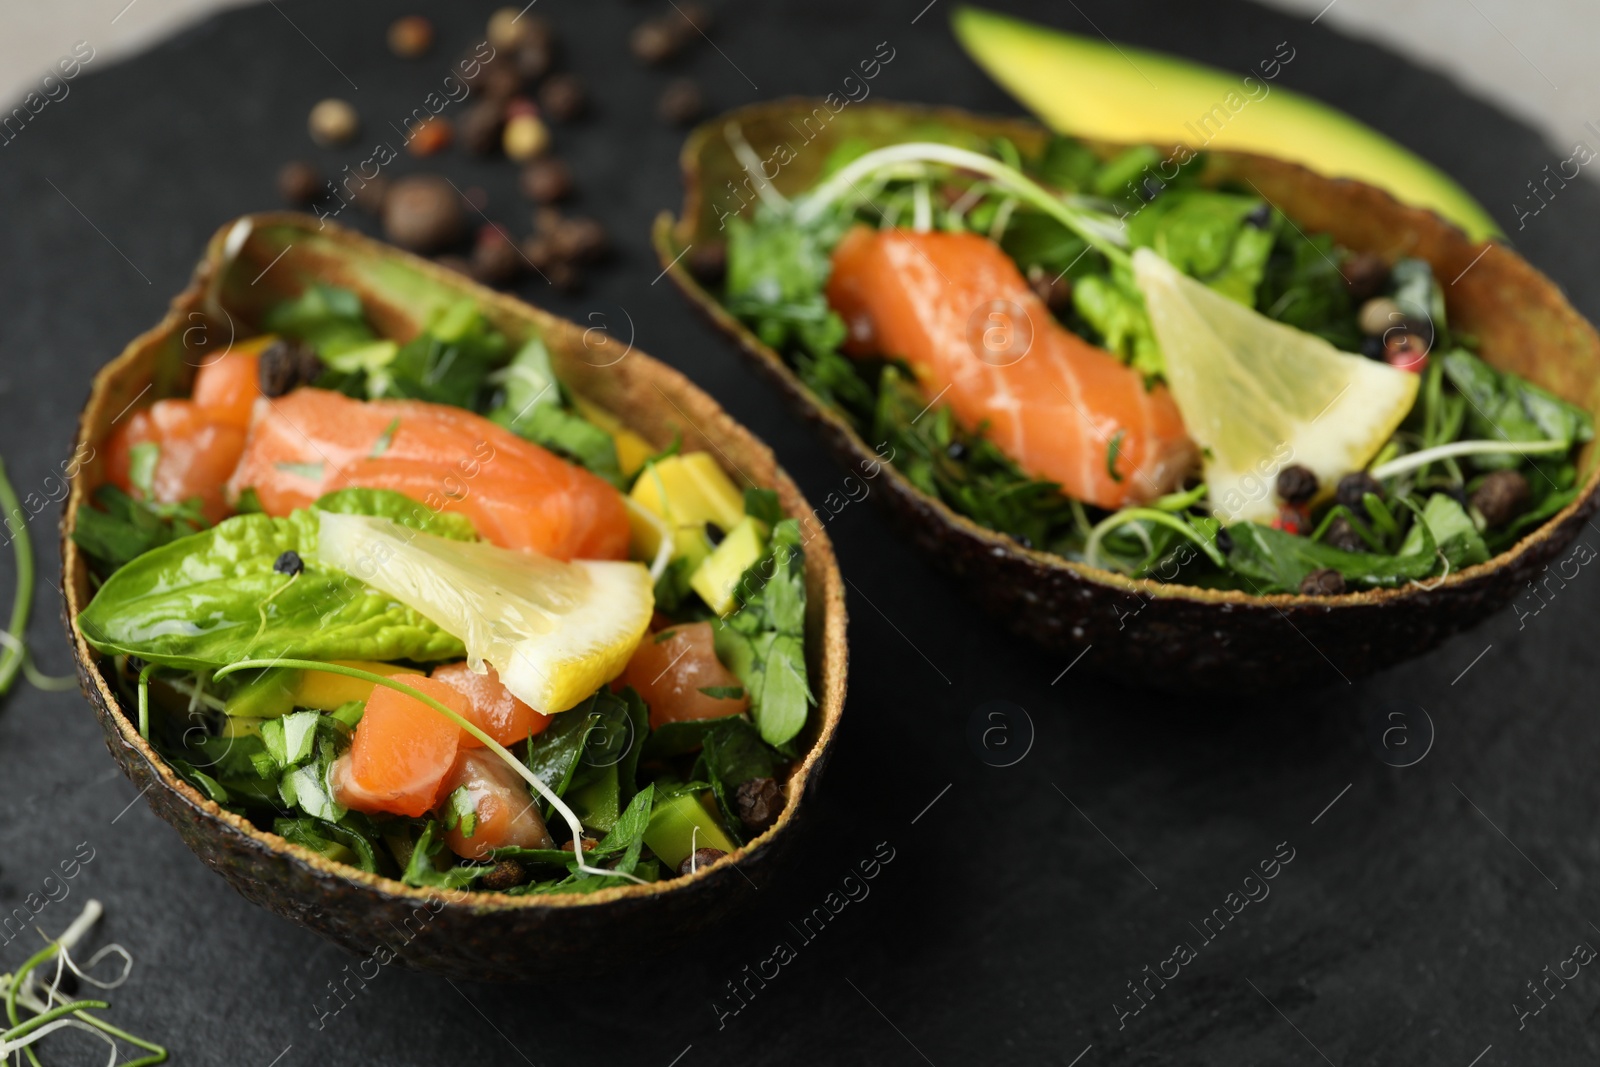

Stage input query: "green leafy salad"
[
  {"left": 72, "top": 285, "right": 813, "bottom": 894},
  {"left": 713, "top": 133, "right": 1593, "bottom": 595}
]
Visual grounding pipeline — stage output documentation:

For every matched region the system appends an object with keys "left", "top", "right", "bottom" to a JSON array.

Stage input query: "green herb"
[
  {"left": 1440, "top": 349, "right": 1594, "bottom": 462},
  {"left": 743, "top": 487, "right": 783, "bottom": 526},
  {"left": 127, "top": 442, "right": 160, "bottom": 496},
  {"left": 1224, "top": 516, "right": 1440, "bottom": 594},
  {"left": 694, "top": 717, "right": 779, "bottom": 844},
  {"left": 402, "top": 821, "right": 488, "bottom": 889},
  {"left": 487, "top": 337, "right": 623, "bottom": 485},
  {"left": 71, "top": 485, "right": 206, "bottom": 572},
  {"left": 262, "top": 283, "right": 377, "bottom": 359},
  {"left": 716, "top": 519, "right": 812, "bottom": 749},
  {"left": 1105, "top": 430, "right": 1125, "bottom": 483}
]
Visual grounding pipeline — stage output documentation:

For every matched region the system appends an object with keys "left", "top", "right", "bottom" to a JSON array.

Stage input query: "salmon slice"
[
  {"left": 333, "top": 676, "right": 468, "bottom": 818},
  {"left": 225, "top": 388, "right": 629, "bottom": 560},
  {"left": 619, "top": 622, "right": 749, "bottom": 730},
  {"left": 825, "top": 226, "right": 1196, "bottom": 509},
  {"left": 431, "top": 661, "right": 553, "bottom": 747},
  {"left": 436, "top": 749, "right": 554, "bottom": 860},
  {"left": 106, "top": 401, "right": 248, "bottom": 525}
]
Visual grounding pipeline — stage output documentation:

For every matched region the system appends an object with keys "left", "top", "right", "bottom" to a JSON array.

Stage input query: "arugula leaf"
[
  {"left": 1440, "top": 349, "right": 1594, "bottom": 467},
  {"left": 1126, "top": 191, "right": 1274, "bottom": 306},
  {"left": 402, "top": 821, "right": 488, "bottom": 889},
  {"left": 1399, "top": 493, "right": 1489, "bottom": 571},
  {"left": 1257, "top": 231, "right": 1359, "bottom": 351},
  {"left": 262, "top": 283, "right": 377, "bottom": 358},
  {"left": 72, "top": 485, "right": 206, "bottom": 571},
  {"left": 1225, "top": 519, "right": 1439, "bottom": 593},
  {"left": 716, "top": 519, "right": 812, "bottom": 749},
  {"left": 487, "top": 337, "right": 623, "bottom": 485},
  {"left": 695, "top": 717, "right": 778, "bottom": 843}
]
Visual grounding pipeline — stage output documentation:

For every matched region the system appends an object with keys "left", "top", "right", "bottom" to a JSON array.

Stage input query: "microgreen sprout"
[{"left": 1368, "top": 438, "right": 1569, "bottom": 481}]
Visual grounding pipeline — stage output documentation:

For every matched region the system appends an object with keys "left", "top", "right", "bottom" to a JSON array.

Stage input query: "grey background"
[{"left": 1, "top": 1, "right": 1598, "bottom": 1064}]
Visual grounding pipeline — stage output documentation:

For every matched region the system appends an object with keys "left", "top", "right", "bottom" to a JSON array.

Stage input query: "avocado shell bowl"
[
  {"left": 654, "top": 99, "right": 1600, "bottom": 690},
  {"left": 60, "top": 213, "right": 848, "bottom": 981}
]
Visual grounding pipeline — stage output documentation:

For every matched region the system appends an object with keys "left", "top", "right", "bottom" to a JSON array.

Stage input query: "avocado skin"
[
  {"left": 61, "top": 213, "right": 849, "bottom": 980},
  {"left": 656, "top": 100, "right": 1600, "bottom": 690}
]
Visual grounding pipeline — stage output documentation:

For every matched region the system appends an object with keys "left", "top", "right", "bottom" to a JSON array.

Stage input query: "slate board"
[{"left": 2, "top": 0, "right": 1597, "bottom": 1063}]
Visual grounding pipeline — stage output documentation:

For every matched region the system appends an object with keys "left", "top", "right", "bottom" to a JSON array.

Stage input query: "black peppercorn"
[
  {"left": 658, "top": 77, "right": 706, "bottom": 126},
  {"left": 1335, "top": 471, "right": 1384, "bottom": 511},
  {"left": 539, "top": 74, "right": 586, "bottom": 122},
  {"left": 257, "top": 339, "right": 324, "bottom": 398},
  {"left": 1360, "top": 335, "right": 1385, "bottom": 360},
  {"left": 1244, "top": 202, "right": 1272, "bottom": 229},
  {"left": 678, "top": 847, "right": 727, "bottom": 876},
  {"left": 480, "top": 858, "right": 529, "bottom": 891},
  {"left": 1214, "top": 527, "right": 1234, "bottom": 555},
  {"left": 704, "top": 522, "right": 725, "bottom": 547},
  {"left": 1342, "top": 251, "right": 1391, "bottom": 302},
  {"left": 519, "top": 158, "right": 573, "bottom": 204},
  {"left": 735, "top": 777, "right": 782, "bottom": 833},
  {"left": 1298, "top": 568, "right": 1346, "bottom": 596},
  {"left": 1323, "top": 515, "right": 1367, "bottom": 552},
  {"left": 1276, "top": 464, "right": 1319, "bottom": 504},
  {"left": 277, "top": 161, "right": 323, "bottom": 206},
  {"left": 273, "top": 550, "right": 304, "bottom": 577},
  {"left": 946, "top": 440, "right": 968, "bottom": 461},
  {"left": 1470, "top": 469, "right": 1531, "bottom": 527}
]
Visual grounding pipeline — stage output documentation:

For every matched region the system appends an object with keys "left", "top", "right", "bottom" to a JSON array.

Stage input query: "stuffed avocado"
[
  {"left": 71, "top": 280, "right": 814, "bottom": 896},
  {"left": 697, "top": 127, "right": 1591, "bottom": 597}
]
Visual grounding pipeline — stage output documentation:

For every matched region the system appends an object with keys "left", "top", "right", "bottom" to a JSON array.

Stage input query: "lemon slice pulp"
[
  {"left": 314, "top": 512, "right": 653, "bottom": 714},
  {"left": 1132, "top": 248, "right": 1419, "bottom": 523}
]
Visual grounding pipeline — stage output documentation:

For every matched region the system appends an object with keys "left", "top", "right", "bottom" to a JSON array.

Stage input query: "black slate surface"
[{"left": 2, "top": 1, "right": 1598, "bottom": 1063}]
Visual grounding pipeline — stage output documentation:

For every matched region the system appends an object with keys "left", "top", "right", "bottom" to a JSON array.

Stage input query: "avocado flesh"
[
  {"left": 691, "top": 516, "right": 768, "bottom": 615},
  {"left": 643, "top": 791, "right": 736, "bottom": 869},
  {"left": 951, "top": 5, "right": 1500, "bottom": 239},
  {"left": 628, "top": 452, "right": 747, "bottom": 562}
]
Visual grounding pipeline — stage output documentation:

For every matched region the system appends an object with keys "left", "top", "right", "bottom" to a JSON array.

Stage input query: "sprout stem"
[
  {"left": 1084, "top": 507, "right": 1227, "bottom": 573},
  {"left": 0, "top": 457, "right": 33, "bottom": 697},
  {"left": 1369, "top": 438, "right": 1568, "bottom": 480}
]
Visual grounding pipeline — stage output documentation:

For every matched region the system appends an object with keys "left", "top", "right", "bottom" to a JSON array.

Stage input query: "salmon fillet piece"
[
  {"left": 826, "top": 226, "right": 1195, "bottom": 509},
  {"left": 226, "top": 388, "right": 629, "bottom": 560}
]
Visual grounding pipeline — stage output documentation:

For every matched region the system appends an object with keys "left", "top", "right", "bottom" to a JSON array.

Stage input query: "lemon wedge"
[
  {"left": 313, "top": 512, "right": 653, "bottom": 714},
  {"left": 1132, "top": 248, "right": 1419, "bottom": 523}
]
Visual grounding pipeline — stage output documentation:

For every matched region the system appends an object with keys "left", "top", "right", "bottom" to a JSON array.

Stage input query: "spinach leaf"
[
  {"left": 72, "top": 485, "right": 206, "bottom": 572},
  {"left": 76, "top": 510, "right": 464, "bottom": 669}
]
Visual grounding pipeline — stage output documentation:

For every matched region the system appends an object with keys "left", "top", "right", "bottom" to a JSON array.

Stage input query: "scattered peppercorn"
[
  {"left": 458, "top": 99, "right": 506, "bottom": 156},
  {"left": 1384, "top": 330, "right": 1428, "bottom": 373},
  {"left": 1470, "top": 469, "right": 1531, "bottom": 527},
  {"left": 1323, "top": 515, "right": 1367, "bottom": 552},
  {"left": 383, "top": 174, "right": 464, "bottom": 253},
  {"left": 307, "top": 98, "right": 359, "bottom": 147},
  {"left": 630, "top": 18, "right": 683, "bottom": 65},
  {"left": 521, "top": 234, "right": 558, "bottom": 272},
  {"left": 658, "top": 77, "right": 705, "bottom": 125},
  {"left": 538, "top": 209, "right": 609, "bottom": 263},
  {"left": 258, "top": 339, "right": 323, "bottom": 398},
  {"left": 539, "top": 74, "right": 586, "bottom": 122},
  {"left": 273, "top": 550, "right": 304, "bottom": 577},
  {"left": 1276, "top": 464, "right": 1319, "bottom": 504},
  {"left": 1214, "top": 527, "right": 1234, "bottom": 555},
  {"left": 486, "top": 7, "right": 539, "bottom": 51},
  {"left": 503, "top": 112, "right": 551, "bottom": 161},
  {"left": 704, "top": 522, "right": 725, "bottom": 547},
  {"left": 687, "top": 242, "right": 727, "bottom": 285},
  {"left": 1360, "top": 335, "right": 1385, "bottom": 360},
  {"left": 1358, "top": 296, "right": 1403, "bottom": 337},
  {"left": 276, "top": 161, "right": 322, "bottom": 206},
  {"left": 387, "top": 15, "right": 434, "bottom": 59},
  {"left": 479, "top": 858, "right": 529, "bottom": 890},
  {"left": 735, "top": 777, "right": 782, "bottom": 833},
  {"left": 678, "top": 847, "right": 727, "bottom": 876},
  {"left": 1342, "top": 252, "right": 1390, "bottom": 302},
  {"left": 351, "top": 174, "right": 390, "bottom": 216},
  {"left": 476, "top": 59, "right": 524, "bottom": 102},
  {"left": 1336, "top": 471, "right": 1384, "bottom": 510},
  {"left": 946, "top": 440, "right": 968, "bottom": 461},
  {"left": 1298, "top": 568, "right": 1346, "bottom": 596},
  {"left": 406, "top": 116, "right": 454, "bottom": 157},
  {"left": 1244, "top": 202, "right": 1271, "bottom": 229},
  {"left": 519, "top": 158, "right": 573, "bottom": 203},
  {"left": 470, "top": 225, "right": 524, "bottom": 286}
]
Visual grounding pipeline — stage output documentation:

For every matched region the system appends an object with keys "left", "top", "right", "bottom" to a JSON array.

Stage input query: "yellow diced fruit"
[
  {"left": 627, "top": 454, "right": 745, "bottom": 537},
  {"left": 291, "top": 660, "right": 424, "bottom": 711},
  {"left": 222, "top": 717, "right": 266, "bottom": 739},
  {"left": 571, "top": 397, "right": 657, "bottom": 479},
  {"left": 690, "top": 516, "right": 769, "bottom": 615}
]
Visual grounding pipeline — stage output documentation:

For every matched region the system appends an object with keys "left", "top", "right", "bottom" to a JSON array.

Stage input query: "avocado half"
[
  {"left": 950, "top": 5, "right": 1500, "bottom": 240},
  {"left": 653, "top": 100, "right": 1600, "bottom": 690},
  {"left": 60, "top": 214, "right": 849, "bottom": 981}
]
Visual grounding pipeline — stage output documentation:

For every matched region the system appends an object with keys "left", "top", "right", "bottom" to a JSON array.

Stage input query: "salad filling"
[
  {"left": 74, "top": 287, "right": 813, "bottom": 894},
  {"left": 715, "top": 134, "right": 1592, "bottom": 595}
]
